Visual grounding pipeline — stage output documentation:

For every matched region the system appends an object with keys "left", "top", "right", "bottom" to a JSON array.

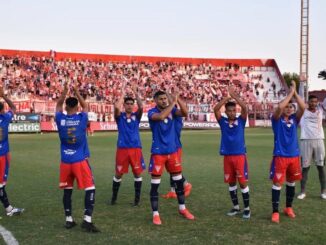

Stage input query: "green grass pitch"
[{"left": 1, "top": 128, "right": 326, "bottom": 244}]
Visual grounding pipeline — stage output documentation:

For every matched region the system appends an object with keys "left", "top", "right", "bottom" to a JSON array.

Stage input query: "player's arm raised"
[
  {"left": 132, "top": 82, "right": 143, "bottom": 120},
  {"left": 0, "top": 87, "right": 16, "bottom": 113},
  {"left": 151, "top": 94, "right": 177, "bottom": 121},
  {"left": 175, "top": 96, "right": 188, "bottom": 117},
  {"left": 273, "top": 80, "right": 296, "bottom": 120},
  {"left": 213, "top": 96, "right": 230, "bottom": 121},
  {"left": 229, "top": 86, "right": 247, "bottom": 119},
  {"left": 73, "top": 84, "right": 87, "bottom": 113},
  {"left": 293, "top": 87, "right": 305, "bottom": 120},
  {"left": 56, "top": 82, "right": 68, "bottom": 113},
  {"left": 114, "top": 87, "right": 125, "bottom": 119}
]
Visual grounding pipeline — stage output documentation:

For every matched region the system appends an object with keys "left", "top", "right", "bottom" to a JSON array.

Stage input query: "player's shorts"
[
  {"left": 223, "top": 155, "right": 249, "bottom": 184},
  {"left": 59, "top": 159, "right": 95, "bottom": 189},
  {"left": 300, "top": 139, "right": 325, "bottom": 168},
  {"left": 116, "top": 148, "right": 146, "bottom": 176},
  {"left": 0, "top": 153, "right": 10, "bottom": 186},
  {"left": 176, "top": 147, "right": 183, "bottom": 164},
  {"left": 148, "top": 152, "right": 181, "bottom": 176},
  {"left": 269, "top": 156, "right": 302, "bottom": 184}
]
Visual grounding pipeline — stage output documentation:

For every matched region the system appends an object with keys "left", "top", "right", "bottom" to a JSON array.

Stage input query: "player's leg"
[
  {"left": 224, "top": 156, "right": 240, "bottom": 216},
  {"left": 130, "top": 149, "right": 145, "bottom": 206},
  {"left": 168, "top": 153, "right": 194, "bottom": 220},
  {"left": 148, "top": 155, "right": 164, "bottom": 225},
  {"left": 270, "top": 157, "right": 285, "bottom": 223},
  {"left": 111, "top": 148, "right": 128, "bottom": 205},
  {"left": 315, "top": 140, "right": 326, "bottom": 199},
  {"left": 298, "top": 140, "right": 312, "bottom": 199},
  {"left": 176, "top": 148, "right": 192, "bottom": 197},
  {"left": 60, "top": 162, "right": 75, "bottom": 228},
  {"left": 75, "top": 160, "right": 100, "bottom": 232},
  {"left": 236, "top": 155, "right": 250, "bottom": 219},
  {"left": 161, "top": 174, "right": 177, "bottom": 199},
  {"left": 284, "top": 157, "right": 302, "bottom": 219}
]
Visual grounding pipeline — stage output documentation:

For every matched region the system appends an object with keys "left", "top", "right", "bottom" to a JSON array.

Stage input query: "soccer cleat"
[
  {"left": 153, "top": 214, "right": 162, "bottom": 225},
  {"left": 283, "top": 207, "right": 296, "bottom": 218},
  {"left": 184, "top": 183, "right": 192, "bottom": 197},
  {"left": 6, "top": 207, "right": 24, "bottom": 217},
  {"left": 81, "top": 220, "right": 100, "bottom": 233},
  {"left": 226, "top": 208, "right": 241, "bottom": 216},
  {"left": 161, "top": 191, "right": 177, "bottom": 199},
  {"left": 65, "top": 221, "right": 77, "bottom": 229},
  {"left": 242, "top": 210, "right": 251, "bottom": 219},
  {"left": 179, "top": 208, "right": 195, "bottom": 220},
  {"left": 321, "top": 193, "right": 326, "bottom": 200},
  {"left": 271, "top": 212, "right": 280, "bottom": 223},
  {"left": 297, "top": 193, "right": 306, "bottom": 200}
]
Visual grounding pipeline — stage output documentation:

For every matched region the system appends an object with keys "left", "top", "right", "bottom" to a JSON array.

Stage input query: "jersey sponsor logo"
[
  {"left": 65, "top": 120, "right": 81, "bottom": 126},
  {"left": 63, "top": 149, "right": 77, "bottom": 155}
]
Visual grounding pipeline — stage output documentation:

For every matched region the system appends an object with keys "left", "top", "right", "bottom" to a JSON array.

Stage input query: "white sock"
[
  {"left": 234, "top": 205, "right": 240, "bottom": 210},
  {"left": 66, "top": 216, "right": 73, "bottom": 222},
  {"left": 84, "top": 215, "right": 92, "bottom": 223},
  {"left": 170, "top": 187, "right": 175, "bottom": 192},
  {"left": 179, "top": 204, "right": 186, "bottom": 211},
  {"left": 153, "top": 211, "right": 159, "bottom": 216},
  {"left": 6, "top": 205, "right": 13, "bottom": 213}
]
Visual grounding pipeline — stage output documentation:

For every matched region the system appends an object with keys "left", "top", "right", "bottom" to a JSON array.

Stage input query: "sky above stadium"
[{"left": 1, "top": 0, "right": 325, "bottom": 90}]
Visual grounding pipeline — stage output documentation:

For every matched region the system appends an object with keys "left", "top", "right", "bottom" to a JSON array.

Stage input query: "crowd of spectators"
[{"left": 0, "top": 55, "right": 285, "bottom": 105}]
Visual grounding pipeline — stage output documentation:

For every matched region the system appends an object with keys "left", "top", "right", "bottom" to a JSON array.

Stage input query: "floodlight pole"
[{"left": 300, "top": 0, "right": 309, "bottom": 102}]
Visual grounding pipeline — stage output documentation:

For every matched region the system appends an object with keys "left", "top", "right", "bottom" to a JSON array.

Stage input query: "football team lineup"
[{"left": 0, "top": 80, "right": 325, "bottom": 243}]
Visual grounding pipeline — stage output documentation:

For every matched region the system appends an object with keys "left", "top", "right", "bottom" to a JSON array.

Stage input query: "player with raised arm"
[
  {"left": 0, "top": 87, "right": 24, "bottom": 216},
  {"left": 269, "top": 81, "right": 305, "bottom": 223},
  {"left": 55, "top": 82, "right": 99, "bottom": 232},
  {"left": 214, "top": 85, "right": 251, "bottom": 219},
  {"left": 110, "top": 81, "right": 145, "bottom": 206}
]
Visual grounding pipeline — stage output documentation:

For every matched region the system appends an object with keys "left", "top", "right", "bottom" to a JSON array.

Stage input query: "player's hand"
[
  {"left": 290, "top": 80, "right": 296, "bottom": 93},
  {"left": 131, "top": 82, "right": 138, "bottom": 94},
  {"left": 63, "top": 81, "right": 68, "bottom": 91},
  {"left": 228, "top": 85, "right": 236, "bottom": 98}
]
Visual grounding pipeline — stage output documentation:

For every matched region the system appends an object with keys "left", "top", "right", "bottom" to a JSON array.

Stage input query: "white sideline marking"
[{"left": 0, "top": 225, "right": 19, "bottom": 245}]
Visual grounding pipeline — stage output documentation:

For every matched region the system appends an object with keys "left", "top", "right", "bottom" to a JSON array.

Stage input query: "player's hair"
[
  {"left": 308, "top": 94, "right": 318, "bottom": 101},
  {"left": 65, "top": 97, "right": 78, "bottom": 108},
  {"left": 0, "top": 102, "right": 4, "bottom": 111},
  {"left": 225, "top": 101, "right": 236, "bottom": 109},
  {"left": 153, "top": 90, "right": 166, "bottom": 99},
  {"left": 124, "top": 97, "right": 135, "bottom": 104}
]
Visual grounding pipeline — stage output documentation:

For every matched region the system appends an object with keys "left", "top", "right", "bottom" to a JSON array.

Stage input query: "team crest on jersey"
[
  {"left": 164, "top": 118, "right": 168, "bottom": 124},
  {"left": 127, "top": 118, "right": 131, "bottom": 123},
  {"left": 60, "top": 120, "right": 66, "bottom": 126}
]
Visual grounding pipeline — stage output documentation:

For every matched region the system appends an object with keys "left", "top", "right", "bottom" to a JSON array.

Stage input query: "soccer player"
[
  {"left": 214, "top": 86, "right": 250, "bottom": 219},
  {"left": 148, "top": 90, "right": 195, "bottom": 225},
  {"left": 0, "top": 87, "right": 24, "bottom": 216},
  {"left": 297, "top": 94, "right": 326, "bottom": 200},
  {"left": 162, "top": 94, "right": 192, "bottom": 199},
  {"left": 110, "top": 83, "right": 145, "bottom": 206},
  {"left": 55, "top": 82, "right": 99, "bottom": 232},
  {"left": 269, "top": 80, "right": 305, "bottom": 223}
]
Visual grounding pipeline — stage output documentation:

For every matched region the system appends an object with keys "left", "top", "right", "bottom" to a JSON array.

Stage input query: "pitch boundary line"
[{"left": 0, "top": 225, "right": 19, "bottom": 245}]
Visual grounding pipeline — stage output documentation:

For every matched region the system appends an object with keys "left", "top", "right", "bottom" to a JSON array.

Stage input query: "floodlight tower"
[{"left": 300, "top": 0, "right": 309, "bottom": 101}]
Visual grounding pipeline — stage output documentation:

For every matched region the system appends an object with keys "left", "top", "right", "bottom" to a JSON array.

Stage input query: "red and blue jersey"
[
  {"left": 0, "top": 111, "right": 13, "bottom": 156},
  {"left": 272, "top": 114, "right": 300, "bottom": 157},
  {"left": 148, "top": 107, "right": 178, "bottom": 154},
  {"left": 218, "top": 116, "right": 246, "bottom": 155},
  {"left": 55, "top": 111, "right": 90, "bottom": 163},
  {"left": 175, "top": 116, "right": 183, "bottom": 149},
  {"left": 116, "top": 112, "right": 142, "bottom": 148}
]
